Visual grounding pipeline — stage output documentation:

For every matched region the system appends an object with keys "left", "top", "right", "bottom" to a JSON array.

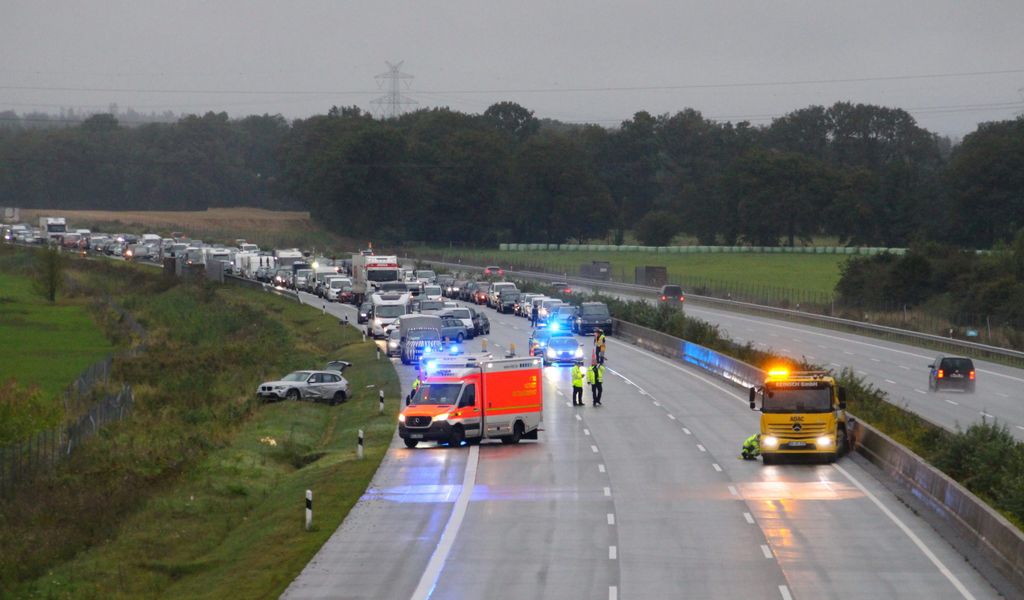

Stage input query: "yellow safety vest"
[
  {"left": 571, "top": 366, "right": 584, "bottom": 387},
  {"left": 594, "top": 364, "right": 605, "bottom": 383},
  {"left": 412, "top": 378, "right": 421, "bottom": 391},
  {"left": 586, "top": 367, "right": 596, "bottom": 385}
]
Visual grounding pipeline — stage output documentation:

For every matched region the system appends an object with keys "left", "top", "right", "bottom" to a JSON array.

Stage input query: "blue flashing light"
[
  {"left": 425, "top": 360, "right": 439, "bottom": 372},
  {"left": 550, "top": 322, "right": 560, "bottom": 332},
  {"left": 423, "top": 346, "right": 432, "bottom": 354},
  {"left": 449, "top": 344, "right": 460, "bottom": 354}
]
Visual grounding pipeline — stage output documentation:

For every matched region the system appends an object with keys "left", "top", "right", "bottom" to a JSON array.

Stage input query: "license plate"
[
  {"left": 788, "top": 441, "right": 807, "bottom": 447},
  {"left": 409, "top": 434, "right": 423, "bottom": 439},
  {"left": 950, "top": 373, "right": 963, "bottom": 378}
]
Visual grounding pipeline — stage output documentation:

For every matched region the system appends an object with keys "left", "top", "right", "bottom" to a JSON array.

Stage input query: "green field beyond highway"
[{"left": 423, "top": 247, "right": 847, "bottom": 298}]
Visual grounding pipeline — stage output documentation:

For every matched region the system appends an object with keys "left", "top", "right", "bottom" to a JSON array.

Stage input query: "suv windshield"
[
  {"left": 282, "top": 371, "right": 311, "bottom": 382},
  {"left": 410, "top": 383, "right": 462, "bottom": 406},
  {"left": 581, "top": 304, "right": 609, "bottom": 316},
  {"left": 763, "top": 382, "right": 832, "bottom": 412}
]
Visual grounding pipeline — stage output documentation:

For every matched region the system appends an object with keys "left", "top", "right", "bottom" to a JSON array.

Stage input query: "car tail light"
[
  {"left": 937, "top": 369, "right": 944, "bottom": 379},
  {"left": 660, "top": 295, "right": 666, "bottom": 300},
  {"left": 499, "top": 269, "right": 504, "bottom": 276},
  {"left": 679, "top": 296, "right": 685, "bottom": 301},
  {"left": 565, "top": 288, "right": 572, "bottom": 293},
  {"left": 969, "top": 371, "right": 975, "bottom": 380}
]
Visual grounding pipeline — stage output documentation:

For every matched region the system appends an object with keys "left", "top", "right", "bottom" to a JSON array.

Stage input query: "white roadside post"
[
  {"left": 357, "top": 429, "right": 365, "bottom": 459},
  {"left": 379, "top": 390, "right": 385, "bottom": 415},
  {"left": 305, "top": 489, "right": 313, "bottom": 531}
]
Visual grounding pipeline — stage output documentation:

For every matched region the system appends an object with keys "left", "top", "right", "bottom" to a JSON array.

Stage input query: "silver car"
[{"left": 256, "top": 370, "right": 349, "bottom": 405}]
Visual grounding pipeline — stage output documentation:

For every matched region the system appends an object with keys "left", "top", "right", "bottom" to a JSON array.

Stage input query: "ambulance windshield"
[{"left": 410, "top": 383, "right": 462, "bottom": 406}]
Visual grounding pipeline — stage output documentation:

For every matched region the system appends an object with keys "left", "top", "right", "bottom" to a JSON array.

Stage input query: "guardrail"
[
  {"left": 607, "top": 314, "right": 1024, "bottom": 595},
  {"left": 415, "top": 257, "right": 1024, "bottom": 367}
]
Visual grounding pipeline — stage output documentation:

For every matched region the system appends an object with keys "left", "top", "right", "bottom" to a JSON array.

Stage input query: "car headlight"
[
  {"left": 816, "top": 435, "right": 833, "bottom": 447},
  {"left": 575, "top": 347, "right": 584, "bottom": 357},
  {"left": 433, "top": 412, "right": 450, "bottom": 422},
  {"left": 762, "top": 436, "right": 779, "bottom": 448},
  {"left": 388, "top": 341, "right": 399, "bottom": 348},
  {"left": 546, "top": 348, "right": 557, "bottom": 358},
  {"left": 398, "top": 413, "right": 406, "bottom": 423},
  {"left": 373, "top": 318, "right": 382, "bottom": 327}
]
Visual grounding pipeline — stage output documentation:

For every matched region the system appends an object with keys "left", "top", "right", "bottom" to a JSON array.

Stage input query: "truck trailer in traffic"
[{"left": 351, "top": 253, "right": 401, "bottom": 304}]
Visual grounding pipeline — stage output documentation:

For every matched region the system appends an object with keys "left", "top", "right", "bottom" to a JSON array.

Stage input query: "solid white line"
[
  {"left": 682, "top": 427, "right": 692, "bottom": 435},
  {"left": 728, "top": 485, "right": 739, "bottom": 497},
  {"left": 667, "top": 414, "right": 676, "bottom": 420},
  {"left": 743, "top": 512, "right": 755, "bottom": 524},
  {"left": 760, "top": 544, "right": 773, "bottom": 559},
  {"left": 584, "top": 428, "right": 591, "bottom": 436},
  {"left": 697, "top": 444, "right": 706, "bottom": 452},
  {"left": 591, "top": 445, "right": 599, "bottom": 453},
  {"left": 607, "top": 513, "right": 615, "bottom": 525},
  {"left": 598, "top": 464, "right": 606, "bottom": 473},
  {"left": 604, "top": 486, "right": 611, "bottom": 497},
  {"left": 779, "top": 585, "right": 793, "bottom": 600},
  {"left": 609, "top": 586, "right": 618, "bottom": 600},
  {"left": 832, "top": 463, "right": 976, "bottom": 600},
  {"left": 410, "top": 445, "right": 479, "bottom": 600},
  {"left": 945, "top": 399, "right": 959, "bottom": 406},
  {"left": 609, "top": 545, "right": 618, "bottom": 560},
  {"left": 712, "top": 463, "right": 722, "bottom": 472}
]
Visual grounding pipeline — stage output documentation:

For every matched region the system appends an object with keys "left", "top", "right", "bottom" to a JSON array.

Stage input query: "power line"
[{"left": 370, "top": 61, "right": 417, "bottom": 119}]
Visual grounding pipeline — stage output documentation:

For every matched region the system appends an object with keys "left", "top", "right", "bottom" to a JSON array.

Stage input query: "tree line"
[{"left": 1, "top": 102, "right": 1021, "bottom": 249}]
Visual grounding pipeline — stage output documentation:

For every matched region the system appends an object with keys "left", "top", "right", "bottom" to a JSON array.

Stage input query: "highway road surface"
[{"left": 281, "top": 292, "right": 1001, "bottom": 599}]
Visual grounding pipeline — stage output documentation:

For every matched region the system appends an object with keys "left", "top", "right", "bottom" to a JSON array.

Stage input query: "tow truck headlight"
[
  {"left": 546, "top": 348, "right": 557, "bottom": 358},
  {"left": 816, "top": 435, "right": 833, "bottom": 447},
  {"left": 762, "top": 436, "right": 779, "bottom": 448},
  {"left": 398, "top": 414, "right": 406, "bottom": 423},
  {"left": 433, "top": 412, "right": 450, "bottom": 422}
]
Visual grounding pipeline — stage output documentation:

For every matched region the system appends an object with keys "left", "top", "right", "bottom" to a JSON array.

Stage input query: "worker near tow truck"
[
  {"left": 740, "top": 434, "right": 761, "bottom": 460},
  {"left": 594, "top": 328, "right": 606, "bottom": 363},
  {"left": 588, "top": 359, "right": 605, "bottom": 406},
  {"left": 571, "top": 360, "right": 585, "bottom": 406}
]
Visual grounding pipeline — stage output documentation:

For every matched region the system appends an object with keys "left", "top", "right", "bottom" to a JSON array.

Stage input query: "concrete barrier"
[{"left": 611, "top": 315, "right": 1024, "bottom": 593}]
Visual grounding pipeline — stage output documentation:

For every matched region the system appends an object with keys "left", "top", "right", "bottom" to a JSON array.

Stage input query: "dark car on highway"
[
  {"left": 529, "top": 328, "right": 570, "bottom": 357},
  {"left": 544, "top": 335, "right": 584, "bottom": 366},
  {"left": 467, "top": 306, "right": 490, "bottom": 336},
  {"left": 574, "top": 302, "right": 613, "bottom": 335},
  {"left": 659, "top": 284, "right": 685, "bottom": 307},
  {"left": 357, "top": 301, "right": 372, "bottom": 324},
  {"left": 928, "top": 355, "right": 976, "bottom": 392}
]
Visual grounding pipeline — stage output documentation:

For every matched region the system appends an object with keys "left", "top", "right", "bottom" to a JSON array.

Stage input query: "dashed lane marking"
[
  {"left": 779, "top": 585, "right": 793, "bottom": 600},
  {"left": 697, "top": 444, "right": 707, "bottom": 452},
  {"left": 575, "top": 414, "right": 582, "bottom": 421},
  {"left": 584, "top": 429, "right": 591, "bottom": 436},
  {"left": 604, "top": 487, "right": 611, "bottom": 497},
  {"left": 682, "top": 427, "right": 692, "bottom": 435},
  {"left": 946, "top": 399, "right": 959, "bottom": 406},
  {"left": 885, "top": 379, "right": 896, "bottom": 384},
  {"left": 915, "top": 389, "right": 927, "bottom": 394},
  {"left": 609, "top": 546, "right": 618, "bottom": 560},
  {"left": 743, "top": 512, "right": 755, "bottom": 524},
  {"left": 609, "top": 586, "right": 618, "bottom": 600},
  {"left": 760, "top": 544, "right": 773, "bottom": 559},
  {"left": 728, "top": 485, "right": 739, "bottom": 497},
  {"left": 607, "top": 513, "right": 615, "bottom": 525},
  {"left": 712, "top": 463, "right": 722, "bottom": 472},
  {"left": 667, "top": 414, "right": 676, "bottom": 420},
  {"left": 900, "top": 365, "right": 911, "bottom": 370},
  {"left": 980, "top": 412, "right": 994, "bottom": 419},
  {"left": 591, "top": 445, "right": 599, "bottom": 453},
  {"left": 598, "top": 464, "right": 606, "bottom": 473}
]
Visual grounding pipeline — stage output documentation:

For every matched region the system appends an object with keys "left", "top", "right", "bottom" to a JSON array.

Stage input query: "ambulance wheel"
[
  {"left": 502, "top": 422, "right": 524, "bottom": 445},
  {"left": 466, "top": 437, "right": 481, "bottom": 445},
  {"left": 448, "top": 427, "right": 465, "bottom": 447},
  {"left": 404, "top": 439, "right": 418, "bottom": 449}
]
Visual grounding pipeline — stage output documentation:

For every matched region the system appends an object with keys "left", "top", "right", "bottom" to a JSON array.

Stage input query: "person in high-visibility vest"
[
  {"left": 571, "top": 360, "right": 585, "bottom": 406},
  {"left": 408, "top": 375, "right": 422, "bottom": 406},
  {"left": 586, "top": 360, "right": 597, "bottom": 405},
  {"left": 741, "top": 433, "right": 761, "bottom": 460},
  {"left": 591, "top": 360, "right": 605, "bottom": 406},
  {"left": 594, "top": 329, "right": 606, "bottom": 363}
]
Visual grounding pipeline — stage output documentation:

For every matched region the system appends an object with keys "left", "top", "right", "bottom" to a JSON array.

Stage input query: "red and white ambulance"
[{"left": 398, "top": 355, "right": 543, "bottom": 448}]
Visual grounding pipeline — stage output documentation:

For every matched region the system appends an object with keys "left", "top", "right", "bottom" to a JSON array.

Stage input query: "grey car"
[
  {"left": 256, "top": 370, "right": 349, "bottom": 405},
  {"left": 440, "top": 316, "right": 470, "bottom": 343}
]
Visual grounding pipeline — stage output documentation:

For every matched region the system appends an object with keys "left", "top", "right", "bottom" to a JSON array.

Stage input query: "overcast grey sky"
[{"left": 3, "top": 0, "right": 1023, "bottom": 136}]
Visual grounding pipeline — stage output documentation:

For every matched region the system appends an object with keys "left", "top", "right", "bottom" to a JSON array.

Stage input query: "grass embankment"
[
  {"left": 0, "top": 258, "right": 115, "bottom": 444},
  {"left": 421, "top": 246, "right": 845, "bottom": 301},
  {"left": 528, "top": 281, "right": 1024, "bottom": 530},
  {"left": 0, "top": 252, "right": 401, "bottom": 598}
]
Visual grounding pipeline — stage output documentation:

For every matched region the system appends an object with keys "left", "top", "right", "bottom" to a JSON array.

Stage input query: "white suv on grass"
[{"left": 257, "top": 370, "right": 349, "bottom": 405}]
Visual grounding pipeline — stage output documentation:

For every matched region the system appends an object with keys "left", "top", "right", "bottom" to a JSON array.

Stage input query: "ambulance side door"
[{"left": 457, "top": 384, "right": 481, "bottom": 438}]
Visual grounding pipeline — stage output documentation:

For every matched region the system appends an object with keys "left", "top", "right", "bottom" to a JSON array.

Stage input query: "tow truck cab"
[
  {"left": 399, "top": 355, "right": 543, "bottom": 448},
  {"left": 748, "top": 369, "right": 852, "bottom": 464}
]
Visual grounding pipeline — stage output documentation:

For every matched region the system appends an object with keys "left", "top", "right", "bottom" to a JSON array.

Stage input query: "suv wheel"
[{"left": 286, "top": 389, "right": 300, "bottom": 401}]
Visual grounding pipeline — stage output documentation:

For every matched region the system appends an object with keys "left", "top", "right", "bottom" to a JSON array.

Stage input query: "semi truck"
[
  {"left": 399, "top": 355, "right": 544, "bottom": 448},
  {"left": 351, "top": 253, "right": 401, "bottom": 304},
  {"left": 748, "top": 369, "right": 854, "bottom": 464},
  {"left": 38, "top": 217, "right": 67, "bottom": 242}
]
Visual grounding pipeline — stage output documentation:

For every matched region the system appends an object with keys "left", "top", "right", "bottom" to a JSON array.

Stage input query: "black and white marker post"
[
  {"left": 378, "top": 389, "right": 385, "bottom": 415},
  {"left": 305, "top": 489, "right": 313, "bottom": 531},
  {"left": 357, "top": 429, "right": 365, "bottom": 459}
]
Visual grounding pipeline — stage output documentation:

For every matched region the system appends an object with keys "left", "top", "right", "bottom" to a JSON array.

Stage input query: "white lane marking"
[
  {"left": 900, "top": 365, "right": 911, "bottom": 370},
  {"left": 806, "top": 355, "right": 815, "bottom": 360},
  {"left": 743, "top": 512, "right": 755, "bottom": 524},
  {"left": 844, "top": 351, "right": 855, "bottom": 355},
  {"left": 945, "top": 399, "right": 959, "bottom": 406},
  {"left": 591, "top": 445, "right": 600, "bottom": 453},
  {"left": 682, "top": 427, "right": 692, "bottom": 435},
  {"left": 604, "top": 487, "right": 611, "bottom": 497},
  {"left": 779, "top": 585, "right": 793, "bottom": 600},
  {"left": 1017, "top": 426, "right": 1024, "bottom": 431},
  {"left": 607, "top": 513, "right": 615, "bottom": 525},
  {"left": 832, "top": 463, "right": 977, "bottom": 600},
  {"left": 781, "top": 348, "right": 791, "bottom": 353},
  {"left": 997, "top": 393, "right": 1009, "bottom": 398},
  {"left": 584, "top": 428, "right": 591, "bottom": 436},
  {"left": 915, "top": 389, "right": 927, "bottom": 394},
  {"left": 728, "top": 485, "right": 739, "bottom": 497},
  {"left": 980, "top": 411, "right": 994, "bottom": 419},
  {"left": 609, "top": 586, "right": 618, "bottom": 600},
  {"left": 871, "top": 358, "right": 881, "bottom": 363},
  {"left": 410, "top": 445, "right": 479, "bottom": 600},
  {"left": 885, "top": 379, "right": 896, "bottom": 384},
  {"left": 639, "top": 390, "right": 648, "bottom": 396},
  {"left": 818, "top": 345, "right": 828, "bottom": 349},
  {"left": 697, "top": 444, "right": 707, "bottom": 452},
  {"left": 609, "top": 545, "right": 618, "bottom": 560},
  {"left": 712, "top": 463, "right": 722, "bottom": 472},
  {"left": 829, "top": 362, "right": 841, "bottom": 368},
  {"left": 565, "top": 401, "right": 572, "bottom": 407},
  {"left": 557, "top": 390, "right": 564, "bottom": 396},
  {"left": 575, "top": 414, "right": 582, "bottom": 421},
  {"left": 760, "top": 544, "right": 773, "bottom": 559},
  {"left": 652, "top": 400, "right": 659, "bottom": 406},
  {"left": 598, "top": 464, "right": 606, "bottom": 473},
  {"left": 667, "top": 414, "right": 677, "bottom": 420},
  {"left": 857, "top": 370, "right": 868, "bottom": 376}
]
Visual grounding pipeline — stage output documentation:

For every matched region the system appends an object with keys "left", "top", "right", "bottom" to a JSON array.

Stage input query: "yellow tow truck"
[{"left": 748, "top": 369, "right": 853, "bottom": 464}]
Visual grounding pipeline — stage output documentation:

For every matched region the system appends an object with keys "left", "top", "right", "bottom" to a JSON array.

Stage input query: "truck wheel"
[
  {"left": 286, "top": 389, "right": 300, "bottom": 401},
  {"left": 449, "top": 427, "right": 465, "bottom": 447},
  {"left": 404, "top": 439, "right": 418, "bottom": 449},
  {"left": 761, "top": 453, "right": 774, "bottom": 465}
]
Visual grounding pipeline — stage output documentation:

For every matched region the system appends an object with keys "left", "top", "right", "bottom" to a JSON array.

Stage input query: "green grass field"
[
  {"left": 422, "top": 247, "right": 848, "bottom": 299},
  {"left": 0, "top": 272, "right": 115, "bottom": 442}
]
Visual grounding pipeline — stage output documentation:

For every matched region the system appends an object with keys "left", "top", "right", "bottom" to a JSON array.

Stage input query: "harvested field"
[{"left": 20, "top": 207, "right": 314, "bottom": 233}]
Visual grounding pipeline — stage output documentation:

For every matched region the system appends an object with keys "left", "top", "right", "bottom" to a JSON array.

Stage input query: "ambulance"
[{"left": 399, "top": 355, "right": 544, "bottom": 448}]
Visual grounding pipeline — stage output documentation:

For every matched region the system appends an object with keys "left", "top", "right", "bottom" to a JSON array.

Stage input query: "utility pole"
[{"left": 371, "top": 61, "right": 417, "bottom": 119}]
